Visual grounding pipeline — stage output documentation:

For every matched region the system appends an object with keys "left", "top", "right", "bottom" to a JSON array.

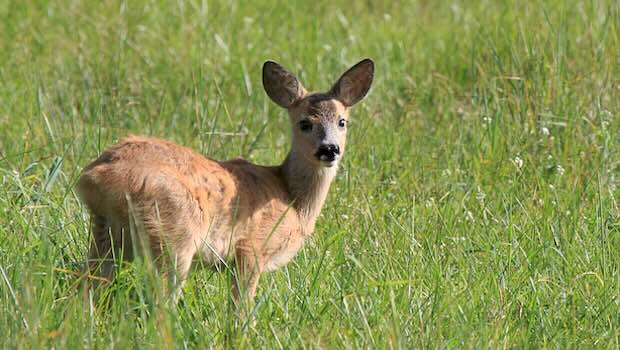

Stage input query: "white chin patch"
[
  {"left": 320, "top": 159, "right": 337, "bottom": 167},
  {"left": 319, "top": 155, "right": 330, "bottom": 161}
]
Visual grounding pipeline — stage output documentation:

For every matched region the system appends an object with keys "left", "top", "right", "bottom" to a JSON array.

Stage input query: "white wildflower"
[
  {"left": 602, "top": 120, "right": 610, "bottom": 130},
  {"left": 513, "top": 156, "right": 524, "bottom": 169},
  {"left": 425, "top": 197, "right": 435, "bottom": 208},
  {"left": 556, "top": 165, "right": 565, "bottom": 176}
]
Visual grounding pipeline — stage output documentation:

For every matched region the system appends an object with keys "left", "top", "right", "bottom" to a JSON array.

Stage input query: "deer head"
[{"left": 263, "top": 59, "right": 374, "bottom": 169}]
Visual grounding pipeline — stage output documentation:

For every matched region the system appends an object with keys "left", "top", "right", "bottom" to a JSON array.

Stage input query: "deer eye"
[
  {"left": 338, "top": 118, "right": 347, "bottom": 129},
  {"left": 299, "top": 120, "right": 313, "bottom": 132}
]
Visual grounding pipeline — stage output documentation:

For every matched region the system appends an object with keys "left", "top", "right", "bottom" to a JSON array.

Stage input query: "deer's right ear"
[{"left": 263, "top": 61, "right": 306, "bottom": 108}]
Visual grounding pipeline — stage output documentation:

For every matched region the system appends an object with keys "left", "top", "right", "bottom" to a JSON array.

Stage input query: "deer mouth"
[
  {"left": 315, "top": 151, "right": 338, "bottom": 167},
  {"left": 320, "top": 159, "right": 337, "bottom": 167}
]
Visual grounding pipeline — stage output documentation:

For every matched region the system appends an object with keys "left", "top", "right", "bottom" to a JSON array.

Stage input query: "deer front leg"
[{"left": 232, "top": 240, "right": 263, "bottom": 305}]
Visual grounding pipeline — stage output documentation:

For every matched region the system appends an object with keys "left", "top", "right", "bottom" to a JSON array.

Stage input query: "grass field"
[{"left": 1, "top": 0, "right": 619, "bottom": 348}]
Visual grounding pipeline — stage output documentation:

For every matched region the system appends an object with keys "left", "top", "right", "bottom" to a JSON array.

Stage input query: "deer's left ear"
[{"left": 330, "top": 59, "right": 374, "bottom": 107}]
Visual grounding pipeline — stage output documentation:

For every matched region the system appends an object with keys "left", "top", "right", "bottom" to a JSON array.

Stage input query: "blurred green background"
[{"left": 1, "top": 0, "right": 619, "bottom": 348}]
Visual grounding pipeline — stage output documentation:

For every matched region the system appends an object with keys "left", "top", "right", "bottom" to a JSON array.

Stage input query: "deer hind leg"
[
  {"left": 151, "top": 243, "right": 196, "bottom": 304},
  {"left": 142, "top": 220, "right": 196, "bottom": 304},
  {"left": 86, "top": 215, "right": 115, "bottom": 289},
  {"left": 232, "top": 240, "right": 264, "bottom": 305},
  {"left": 165, "top": 249, "right": 195, "bottom": 304},
  {"left": 87, "top": 216, "right": 133, "bottom": 289}
]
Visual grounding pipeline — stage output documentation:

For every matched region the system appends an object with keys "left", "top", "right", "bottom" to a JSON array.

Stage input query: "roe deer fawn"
[{"left": 78, "top": 59, "right": 374, "bottom": 302}]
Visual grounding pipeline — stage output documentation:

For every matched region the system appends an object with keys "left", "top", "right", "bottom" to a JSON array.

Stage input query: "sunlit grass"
[{"left": 1, "top": 0, "right": 619, "bottom": 348}]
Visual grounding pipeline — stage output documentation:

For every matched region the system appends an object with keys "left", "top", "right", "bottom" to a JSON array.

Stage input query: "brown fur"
[{"left": 78, "top": 59, "right": 374, "bottom": 302}]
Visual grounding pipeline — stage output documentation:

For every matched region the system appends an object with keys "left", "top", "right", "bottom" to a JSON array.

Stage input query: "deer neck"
[{"left": 281, "top": 149, "right": 337, "bottom": 235}]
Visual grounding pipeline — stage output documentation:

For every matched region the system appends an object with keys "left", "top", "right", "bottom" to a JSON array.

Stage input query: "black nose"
[{"left": 316, "top": 144, "right": 340, "bottom": 162}]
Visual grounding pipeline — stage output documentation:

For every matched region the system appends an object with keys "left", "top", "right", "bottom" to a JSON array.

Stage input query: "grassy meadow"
[{"left": 1, "top": 0, "right": 619, "bottom": 348}]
